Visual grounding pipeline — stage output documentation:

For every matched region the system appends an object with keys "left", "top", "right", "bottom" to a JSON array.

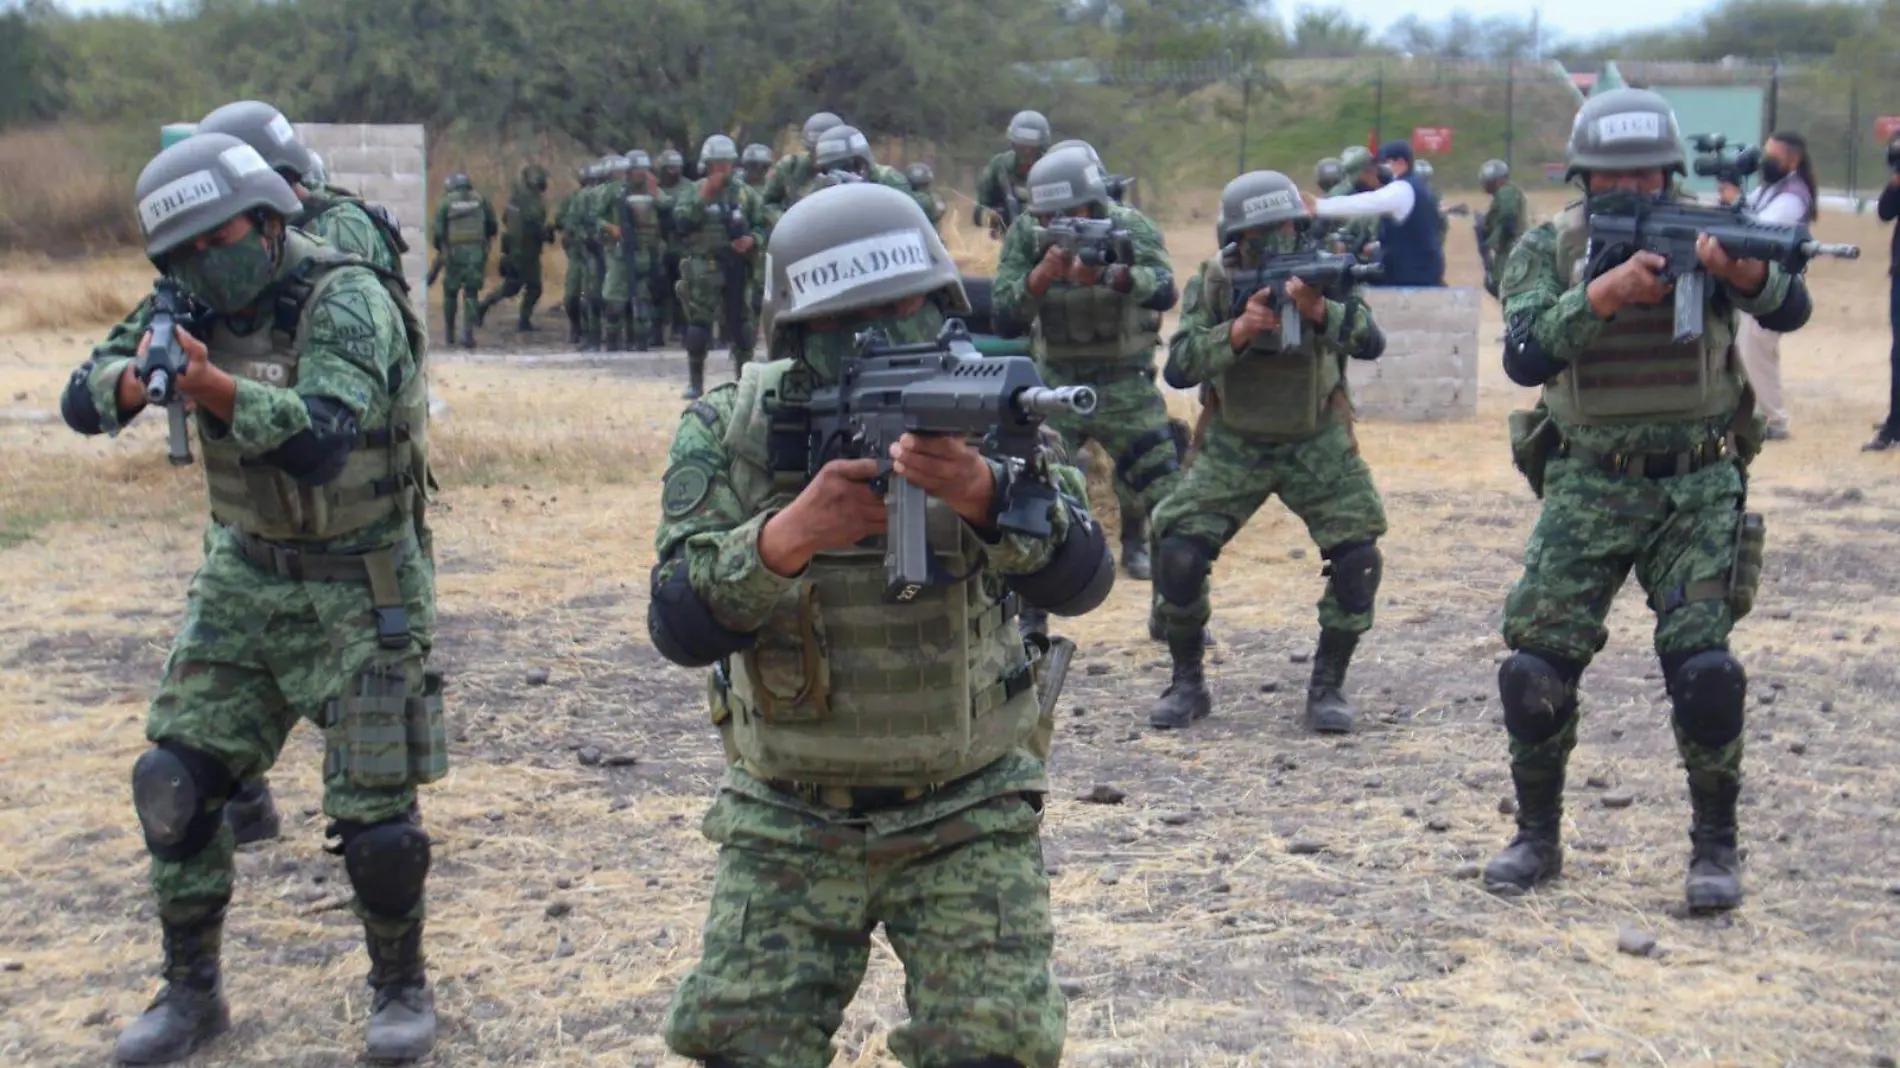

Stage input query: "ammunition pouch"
[{"left": 1506, "top": 403, "right": 1560, "bottom": 498}]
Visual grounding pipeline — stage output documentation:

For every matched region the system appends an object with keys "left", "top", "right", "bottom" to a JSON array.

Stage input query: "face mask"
[
  {"left": 1759, "top": 159, "right": 1786, "bottom": 185},
  {"left": 169, "top": 230, "right": 277, "bottom": 313},
  {"left": 798, "top": 301, "right": 947, "bottom": 382},
  {"left": 1584, "top": 187, "right": 1654, "bottom": 215}
]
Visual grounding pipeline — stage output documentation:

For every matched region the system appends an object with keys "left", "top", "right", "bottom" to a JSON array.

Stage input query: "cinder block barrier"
[
  {"left": 1347, "top": 286, "right": 1481, "bottom": 421},
  {"left": 295, "top": 123, "right": 429, "bottom": 330}
]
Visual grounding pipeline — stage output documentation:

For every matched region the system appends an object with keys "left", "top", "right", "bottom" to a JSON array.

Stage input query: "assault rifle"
[
  {"left": 1584, "top": 198, "right": 1859, "bottom": 342},
  {"left": 1033, "top": 216, "right": 1134, "bottom": 268},
  {"left": 135, "top": 279, "right": 202, "bottom": 467},
  {"left": 716, "top": 195, "right": 753, "bottom": 355},
  {"left": 1226, "top": 242, "right": 1382, "bottom": 349},
  {"left": 804, "top": 318, "right": 1097, "bottom": 602}
]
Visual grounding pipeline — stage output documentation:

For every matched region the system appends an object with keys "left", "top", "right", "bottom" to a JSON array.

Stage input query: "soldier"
[
  {"left": 762, "top": 110, "right": 844, "bottom": 225},
  {"left": 596, "top": 152, "right": 669, "bottom": 353},
  {"left": 672, "top": 135, "right": 766, "bottom": 399},
  {"left": 977, "top": 109, "right": 1051, "bottom": 237},
  {"left": 1485, "top": 88, "right": 1811, "bottom": 911},
  {"left": 556, "top": 160, "right": 604, "bottom": 347},
  {"left": 1478, "top": 159, "right": 1527, "bottom": 299},
  {"left": 474, "top": 163, "right": 553, "bottom": 333},
  {"left": 993, "top": 145, "right": 1180, "bottom": 602},
  {"left": 431, "top": 171, "right": 497, "bottom": 349},
  {"left": 58, "top": 133, "right": 443, "bottom": 1064},
  {"left": 1328, "top": 146, "right": 1379, "bottom": 261},
  {"left": 739, "top": 142, "right": 775, "bottom": 189},
  {"left": 1315, "top": 156, "right": 1344, "bottom": 193},
  {"left": 1147, "top": 171, "right": 1388, "bottom": 733},
  {"left": 648, "top": 180, "right": 1111, "bottom": 1068},
  {"left": 656, "top": 148, "right": 691, "bottom": 345},
  {"left": 907, "top": 161, "right": 946, "bottom": 227}
]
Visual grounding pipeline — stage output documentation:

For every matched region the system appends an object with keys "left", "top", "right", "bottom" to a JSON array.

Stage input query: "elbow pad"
[
  {"left": 60, "top": 362, "right": 106, "bottom": 436},
  {"left": 647, "top": 560, "right": 756, "bottom": 668},
  {"left": 1140, "top": 273, "right": 1179, "bottom": 312},
  {"left": 1005, "top": 506, "right": 1115, "bottom": 617},
  {"left": 1162, "top": 353, "right": 1197, "bottom": 391},
  {"left": 259, "top": 396, "right": 359, "bottom": 486},
  {"left": 1340, "top": 300, "right": 1385, "bottom": 361},
  {"left": 1502, "top": 313, "right": 1567, "bottom": 387},
  {"left": 1752, "top": 277, "right": 1811, "bottom": 333}
]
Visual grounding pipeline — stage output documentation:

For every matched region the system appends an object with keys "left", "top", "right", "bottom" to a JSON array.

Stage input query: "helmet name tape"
[
  {"left": 849, "top": 133, "right": 870, "bottom": 154},
  {"left": 266, "top": 113, "right": 295, "bottom": 145},
  {"left": 1031, "top": 181, "right": 1073, "bottom": 206},
  {"left": 1596, "top": 113, "right": 1662, "bottom": 144},
  {"left": 221, "top": 144, "right": 271, "bottom": 177},
  {"left": 1011, "top": 126, "right": 1040, "bottom": 141},
  {"left": 139, "top": 170, "right": 224, "bottom": 235},
  {"left": 786, "top": 228, "right": 932, "bottom": 310},
  {"left": 1242, "top": 190, "right": 1294, "bottom": 216}
]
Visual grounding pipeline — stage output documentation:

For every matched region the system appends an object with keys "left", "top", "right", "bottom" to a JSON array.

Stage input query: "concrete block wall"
[
  {"left": 1347, "top": 287, "right": 1480, "bottom": 421},
  {"left": 294, "top": 123, "right": 429, "bottom": 329}
]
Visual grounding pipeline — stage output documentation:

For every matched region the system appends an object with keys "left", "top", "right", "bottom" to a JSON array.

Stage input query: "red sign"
[
  {"left": 1412, "top": 126, "right": 1454, "bottom": 154},
  {"left": 1877, "top": 116, "right": 1900, "bottom": 143}
]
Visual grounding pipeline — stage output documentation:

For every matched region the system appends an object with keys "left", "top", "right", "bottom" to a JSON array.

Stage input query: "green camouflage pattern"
[
  {"left": 432, "top": 190, "right": 496, "bottom": 328},
  {"left": 991, "top": 205, "right": 1174, "bottom": 371},
  {"left": 479, "top": 178, "right": 550, "bottom": 324},
  {"left": 977, "top": 149, "right": 1035, "bottom": 224},
  {"left": 594, "top": 177, "right": 669, "bottom": 344},
  {"left": 1481, "top": 182, "right": 1528, "bottom": 259},
  {"left": 760, "top": 154, "right": 814, "bottom": 227},
  {"left": 673, "top": 178, "right": 766, "bottom": 362},
  {"left": 302, "top": 187, "right": 401, "bottom": 272},
  {"left": 557, "top": 186, "right": 604, "bottom": 340}
]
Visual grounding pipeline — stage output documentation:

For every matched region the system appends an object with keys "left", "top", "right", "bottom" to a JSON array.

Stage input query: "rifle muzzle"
[
  {"left": 1801, "top": 241, "right": 1859, "bottom": 260},
  {"left": 144, "top": 367, "right": 173, "bottom": 406},
  {"left": 1015, "top": 385, "right": 1096, "bottom": 417}
]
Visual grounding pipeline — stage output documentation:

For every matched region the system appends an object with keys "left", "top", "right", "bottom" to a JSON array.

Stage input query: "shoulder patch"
[
  {"left": 1499, "top": 247, "right": 1535, "bottom": 294},
  {"left": 660, "top": 463, "right": 714, "bottom": 518},
  {"left": 685, "top": 400, "right": 719, "bottom": 428}
]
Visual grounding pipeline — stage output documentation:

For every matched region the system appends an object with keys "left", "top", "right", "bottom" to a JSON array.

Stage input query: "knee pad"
[
  {"left": 684, "top": 324, "right": 711, "bottom": 356},
  {"left": 1322, "top": 539, "right": 1383, "bottom": 615},
  {"left": 1499, "top": 650, "right": 1581, "bottom": 744},
  {"left": 133, "top": 743, "right": 234, "bottom": 863},
  {"left": 1663, "top": 648, "right": 1746, "bottom": 749},
  {"left": 1115, "top": 425, "right": 1186, "bottom": 495},
  {"left": 339, "top": 817, "right": 432, "bottom": 918},
  {"left": 1154, "top": 536, "right": 1212, "bottom": 607}
]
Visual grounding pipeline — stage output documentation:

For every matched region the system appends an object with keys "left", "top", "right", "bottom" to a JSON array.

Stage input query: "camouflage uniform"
[
  {"left": 477, "top": 165, "right": 551, "bottom": 331},
  {"left": 672, "top": 164, "right": 766, "bottom": 393},
  {"left": 1480, "top": 180, "right": 1528, "bottom": 297},
  {"left": 556, "top": 167, "right": 603, "bottom": 346},
  {"left": 301, "top": 186, "right": 405, "bottom": 273},
  {"left": 977, "top": 151, "right": 1037, "bottom": 233},
  {"left": 650, "top": 183, "right": 1109, "bottom": 1068},
  {"left": 431, "top": 180, "right": 497, "bottom": 345},
  {"left": 595, "top": 162, "right": 668, "bottom": 352},
  {"left": 655, "top": 154, "right": 691, "bottom": 343}
]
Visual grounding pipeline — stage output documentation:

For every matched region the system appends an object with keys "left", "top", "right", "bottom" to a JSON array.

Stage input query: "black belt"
[
  {"left": 227, "top": 528, "right": 414, "bottom": 650},
  {"left": 1559, "top": 435, "right": 1731, "bottom": 479}
]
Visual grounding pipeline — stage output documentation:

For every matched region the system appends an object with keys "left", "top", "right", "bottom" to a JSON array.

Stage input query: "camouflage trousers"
[
  {"left": 478, "top": 253, "right": 543, "bottom": 326},
  {"left": 1501, "top": 456, "right": 1746, "bottom": 778},
  {"left": 603, "top": 246, "right": 663, "bottom": 343},
  {"left": 664, "top": 785, "right": 1065, "bottom": 1068},
  {"left": 562, "top": 240, "right": 602, "bottom": 339},
  {"left": 678, "top": 253, "right": 755, "bottom": 362},
  {"left": 143, "top": 525, "right": 439, "bottom": 937},
  {"left": 1151, "top": 418, "right": 1387, "bottom": 642},
  {"left": 1039, "top": 361, "right": 1184, "bottom": 519},
  {"left": 439, "top": 246, "right": 487, "bottom": 329}
]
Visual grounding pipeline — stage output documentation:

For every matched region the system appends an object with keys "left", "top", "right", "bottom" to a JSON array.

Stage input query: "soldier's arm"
[
  {"left": 1486, "top": 187, "right": 1525, "bottom": 255},
  {"left": 1318, "top": 290, "right": 1385, "bottom": 361},
  {"left": 761, "top": 158, "right": 791, "bottom": 208},
  {"left": 431, "top": 202, "right": 448, "bottom": 252},
  {"left": 974, "top": 157, "right": 1002, "bottom": 211},
  {"left": 745, "top": 187, "right": 768, "bottom": 246},
  {"left": 60, "top": 298, "right": 155, "bottom": 436},
  {"left": 988, "top": 459, "right": 1114, "bottom": 615},
  {"left": 1729, "top": 262, "right": 1805, "bottom": 332},
  {"left": 1118, "top": 210, "right": 1176, "bottom": 309},
  {"left": 989, "top": 215, "right": 1041, "bottom": 320},
  {"left": 1162, "top": 270, "right": 1236, "bottom": 388},
  {"left": 1499, "top": 224, "right": 1602, "bottom": 386},
  {"left": 307, "top": 202, "right": 383, "bottom": 263},
  {"left": 647, "top": 388, "right": 792, "bottom": 667},
  {"left": 215, "top": 272, "right": 394, "bottom": 483}
]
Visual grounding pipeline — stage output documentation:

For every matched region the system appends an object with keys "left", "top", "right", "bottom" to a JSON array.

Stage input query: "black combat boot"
[
  {"left": 603, "top": 320, "right": 624, "bottom": 353},
  {"left": 1149, "top": 632, "right": 1212, "bottom": 729},
  {"left": 1483, "top": 762, "right": 1565, "bottom": 894},
  {"left": 441, "top": 301, "right": 457, "bottom": 348},
  {"left": 564, "top": 297, "right": 582, "bottom": 346},
  {"left": 115, "top": 911, "right": 230, "bottom": 1065},
  {"left": 223, "top": 777, "right": 281, "bottom": 845},
  {"left": 632, "top": 320, "right": 650, "bottom": 352},
  {"left": 1303, "top": 628, "right": 1360, "bottom": 734},
  {"left": 647, "top": 321, "right": 666, "bottom": 349},
  {"left": 472, "top": 297, "right": 489, "bottom": 328},
  {"left": 1119, "top": 503, "right": 1152, "bottom": 581},
  {"left": 516, "top": 308, "right": 535, "bottom": 333},
  {"left": 1684, "top": 771, "right": 1743, "bottom": 912},
  {"left": 363, "top": 923, "right": 436, "bottom": 1062},
  {"left": 458, "top": 307, "right": 475, "bottom": 349}
]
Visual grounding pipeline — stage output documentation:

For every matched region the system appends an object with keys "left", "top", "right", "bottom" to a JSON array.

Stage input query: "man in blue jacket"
[{"left": 1309, "top": 141, "right": 1445, "bottom": 287}]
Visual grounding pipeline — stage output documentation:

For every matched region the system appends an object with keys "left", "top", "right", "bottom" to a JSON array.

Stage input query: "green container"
[{"left": 160, "top": 122, "right": 197, "bottom": 149}]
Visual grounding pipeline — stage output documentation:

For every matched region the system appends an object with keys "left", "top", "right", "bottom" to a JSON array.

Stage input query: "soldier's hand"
[
  {"left": 1586, "top": 250, "right": 1672, "bottom": 316},
  {"left": 602, "top": 223, "right": 622, "bottom": 240},
  {"left": 1028, "top": 244, "right": 1071, "bottom": 296},
  {"left": 889, "top": 433, "right": 994, "bottom": 530},
  {"left": 759, "top": 458, "right": 888, "bottom": 576},
  {"left": 1696, "top": 233, "right": 1767, "bottom": 296},
  {"left": 1066, "top": 257, "right": 1104, "bottom": 287},
  {"left": 1286, "top": 278, "right": 1328, "bottom": 324},
  {"left": 1228, "top": 288, "right": 1279, "bottom": 350},
  {"left": 731, "top": 235, "right": 756, "bottom": 255}
]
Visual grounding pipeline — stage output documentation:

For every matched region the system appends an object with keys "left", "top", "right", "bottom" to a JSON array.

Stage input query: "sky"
[{"left": 49, "top": 0, "right": 1716, "bottom": 45}]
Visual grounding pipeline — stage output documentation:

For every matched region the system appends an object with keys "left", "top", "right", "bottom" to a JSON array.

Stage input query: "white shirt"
[
  {"left": 1312, "top": 179, "right": 1416, "bottom": 224},
  {"left": 1745, "top": 176, "right": 1812, "bottom": 226}
]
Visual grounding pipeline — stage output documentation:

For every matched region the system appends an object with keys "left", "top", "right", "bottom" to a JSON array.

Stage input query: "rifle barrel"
[
  {"left": 1014, "top": 385, "right": 1096, "bottom": 416},
  {"left": 1801, "top": 240, "right": 1860, "bottom": 260}
]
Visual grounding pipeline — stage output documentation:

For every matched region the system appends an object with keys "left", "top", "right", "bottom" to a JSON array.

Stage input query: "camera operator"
[
  {"left": 1731, "top": 132, "right": 1816, "bottom": 442},
  {"left": 1872, "top": 135, "right": 1900, "bottom": 452}
]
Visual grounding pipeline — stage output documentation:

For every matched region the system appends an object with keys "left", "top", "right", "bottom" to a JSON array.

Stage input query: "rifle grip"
[{"left": 883, "top": 474, "right": 933, "bottom": 603}]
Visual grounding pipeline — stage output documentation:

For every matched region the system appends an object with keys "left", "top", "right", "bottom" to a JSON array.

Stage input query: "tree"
[{"left": 1287, "top": 6, "right": 1373, "bottom": 57}]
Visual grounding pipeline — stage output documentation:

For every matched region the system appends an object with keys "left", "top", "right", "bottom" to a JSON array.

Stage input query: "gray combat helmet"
[
  {"left": 606, "top": 155, "right": 632, "bottom": 177},
  {"left": 742, "top": 142, "right": 774, "bottom": 167},
  {"left": 135, "top": 132, "right": 302, "bottom": 261},
  {"left": 1026, "top": 146, "right": 1111, "bottom": 214},
  {"left": 1315, "top": 157, "right": 1344, "bottom": 189},
  {"left": 1048, "top": 138, "right": 1101, "bottom": 165},
  {"left": 627, "top": 150, "right": 653, "bottom": 171},
  {"left": 801, "top": 111, "right": 843, "bottom": 150},
  {"left": 445, "top": 172, "right": 472, "bottom": 191},
  {"left": 905, "top": 162, "right": 934, "bottom": 190},
  {"left": 658, "top": 149, "right": 685, "bottom": 173},
  {"left": 762, "top": 183, "right": 969, "bottom": 345},
  {"left": 1479, "top": 159, "right": 1509, "bottom": 186},
  {"left": 1219, "top": 170, "right": 1308, "bottom": 236},
  {"left": 699, "top": 134, "right": 739, "bottom": 169},
  {"left": 196, "top": 100, "right": 321, "bottom": 184},
  {"left": 1565, "top": 88, "right": 1686, "bottom": 180},
  {"left": 1007, "top": 110, "right": 1052, "bottom": 149},
  {"left": 814, "top": 125, "right": 874, "bottom": 171},
  {"left": 1339, "top": 145, "right": 1373, "bottom": 175}
]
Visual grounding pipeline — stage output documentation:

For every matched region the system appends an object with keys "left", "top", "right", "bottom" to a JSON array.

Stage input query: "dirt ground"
[{"left": 1, "top": 190, "right": 1898, "bottom": 1067}]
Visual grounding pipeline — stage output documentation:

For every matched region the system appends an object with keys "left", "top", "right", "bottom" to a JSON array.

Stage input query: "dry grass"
[
  {"left": 0, "top": 124, "right": 147, "bottom": 257},
  {"left": 2, "top": 202, "right": 1899, "bottom": 1067}
]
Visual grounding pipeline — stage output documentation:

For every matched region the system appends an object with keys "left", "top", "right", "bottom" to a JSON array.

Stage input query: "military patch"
[
  {"left": 661, "top": 464, "right": 714, "bottom": 518},
  {"left": 1499, "top": 249, "right": 1534, "bottom": 295}
]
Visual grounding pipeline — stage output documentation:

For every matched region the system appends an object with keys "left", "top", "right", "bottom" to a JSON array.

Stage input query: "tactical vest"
[
  {"left": 714, "top": 361, "right": 1040, "bottom": 787},
  {"left": 684, "top": 184, "right": 747, "bottom": 258},
  {"left": 1200, "top": 258, "right": 1343, "bottom": 441},
  {"left": 621, "top": 185, "right": 665, "bottom": 242},
  {"left": 305, "top": 185, "right": 409, "bottom": 264},
  {"left": 443, "top": 192, "right": 486, "bottom": 246},
  {"left": 1036, "top": 282, "right": 1157, "bottom": 367},
  {"left": 1543, "top": 204, "right": 1742, "bottom": 425},
  {"left": 200, "top": 233, "right": 431, "bottom": 545}
]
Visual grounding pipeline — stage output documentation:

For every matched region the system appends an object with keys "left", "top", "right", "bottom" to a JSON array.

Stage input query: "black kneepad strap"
[
  {"left": 1154, "top": 536, "right": 1213, "bottom": 606},
  {"left": 1322, "top": 539, "right": 1383, "bottom": 615},
  {"left": 340, "top": 818, "right": 432, "bottom": 919},
  {"left": 1498, "top": 650, "right": 1581, "bottom": 744},
  {"left": 648, "top": 562, "right": 757, "bottom": 668},
  {"left": 1006, "top": 510, "right": 1113, "bottom": 617},
  {"left": 133, "top": 743, "right": 235, "bottom": 863},
  {"left": 1664, "top": 648, "right": 1746, "bottom": 749},
  {"left": 1115, "top": 425, "right": 1185, "bottom": 495}
]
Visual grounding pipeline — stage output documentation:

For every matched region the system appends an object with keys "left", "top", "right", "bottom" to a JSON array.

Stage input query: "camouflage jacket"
[
  {"left": 301, "top": 185, "right": 403, "bottom": 272},
  {"left": 1481, "top": 183, "right": 1528, "bottom": 258},
  {"left": 500, "top": 185, "right": 549, "bottom": 263},
  {"left": 976, "top": 150, "right": 1034, "bottom": 218},
  {"left": 671, "top": 177, "right": 766, "bottom": 260},
  {"left": 990, "top": 203, "right": 1174, "bottom": 345}
]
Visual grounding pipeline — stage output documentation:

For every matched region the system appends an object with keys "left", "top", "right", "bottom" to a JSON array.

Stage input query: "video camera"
[
  {"left": 1889, "top": 136, "right": 1900, "bottom": 174},
  {"left": 1690, "top": 133, "right": 1761, "bottom": 188}
]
